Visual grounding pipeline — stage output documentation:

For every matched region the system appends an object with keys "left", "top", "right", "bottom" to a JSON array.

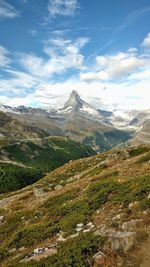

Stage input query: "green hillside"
[
  {"left": 0, "top": 137, "right": 95, "bottom": 193},
  {"left": 0, "top": 145, "right": 150, "bottom": 266}
]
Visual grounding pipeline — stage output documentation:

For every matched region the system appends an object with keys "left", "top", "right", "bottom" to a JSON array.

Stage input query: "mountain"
[
  {"left": 1, "top": 91, "right": 132, "bottom": 151},
  {"left": 58, "top": 90, "right": 103, "bottom": 119},
  {"left": 127, "top": 110, "right": 150, "bottom": 146},
  {"left": 3, "top": 91, "right": 150, "bottom": 151},
  {"left": 0, "top": 144, "right": 150, "bottom": 266}
]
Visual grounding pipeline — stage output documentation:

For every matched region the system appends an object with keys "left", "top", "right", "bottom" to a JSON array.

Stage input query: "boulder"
[
  {"left": 69, "top": 233, "right": 79, "bottom": 239},
  {"left": 33, "top": 188, "right": 44, "bottom": 198},
  {"left": 129, "top": 201, "right": 139, "bottom": 209},
  {"left": 76, "top": 227, "right": 83, "bottom": 232},
  {"left": 76, "top": 223, "right": 84, "bottom": 228},
  {"left": 109, "top": 231, "right": 136, "bottom": 252},
  {"left": 33, "top": 248, "right": 44, "bottom": 254},
  {"left": 122, "top": 219, "right": 143, "bottom": 231},
  {"left": 54, "top": 185, "right": 63, "bottom": 190}
]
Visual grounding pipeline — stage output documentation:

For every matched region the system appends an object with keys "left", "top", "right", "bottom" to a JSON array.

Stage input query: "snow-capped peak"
[{"left": 58, "top": 90, "right": 102, "bottom": 118}]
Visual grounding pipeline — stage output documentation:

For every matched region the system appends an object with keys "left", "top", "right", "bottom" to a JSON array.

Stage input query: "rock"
[
  {"left": 147, "top": 193, "right": 150, "bottom": 199},
  {"left": 93, "top": 249, "right": 117, "bottom": 266},
  {"left": 57, "top": 236, "right": 66, "bottom": 242},
  {"left": 69, "top": 233, "right": 79, "bottom": 238},
  {"left": 9, "top": 248, "right": 16, "bottom": 254},
  {"left": 122, "top": 219, "right": 143, "bottom": 231},
  {"left": 76, "top": 223, "right": 84, "bottom": 228},
  {"left": 93, "top": 251, "right": 107, "bottom": 265},
  {"left": 109, "top": 231, "right": 136, "bottom": 252},
  {"left": 95, "top": 226, "right": 116, "bottom": 236},
  {"left": 86, "top": 222, "right": 94, "bottom": 227},
  {"left": 76, "top": 227, "right": 83, "bottom": 232},
  {"left": 19, "top": 247, "right": 26, "bottom": 252},
  {"left": 33, "top": 248, "right": 44, "bottom": 254},
  {"left": 83, "top": 229, "right": 91, "bottom": 233},
  {"left": 54, "top": 185, "right": 63, "bottom": 190},
  {"left": 0, "top": 215, "right": 4, "bottom": 223},
  {"left": 129, "top": 201, "right": 139, "bottom": 209},
  {"left": 33, "top": 188, "right": 44, "bottom": 198},
  {"left": 112, "top": 213, "right": 124, "bottom": 221}
]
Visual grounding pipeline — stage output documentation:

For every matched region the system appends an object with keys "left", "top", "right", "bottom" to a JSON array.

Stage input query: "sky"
[{"left": 0, "top": 0, "right": 150, "bottom": 110}]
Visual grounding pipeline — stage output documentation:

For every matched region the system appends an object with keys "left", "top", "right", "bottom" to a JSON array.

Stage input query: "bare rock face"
[{"left": 109, "top": 231, "right": 136, "bottom": 252}]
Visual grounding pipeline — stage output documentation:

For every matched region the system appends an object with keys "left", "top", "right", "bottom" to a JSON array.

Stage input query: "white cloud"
[
  {"left": 48, "top": 0, "right": 78, "bottom": 17},
  {"left": 80, "top": 49, "right": 148, "bottom": 82},
  {"left": 1, "top": 33, "right": 150, "bottom": 111},
  {"left": 141, "top": 32, "right": 150, "bottom": 48},
  {"left": 20, "top": 37, "right": 88, "bottom": 77},
  {"left": 0, "top": 70, "right": 37, "bottom": 95},
  {"left": 0, "top": 0, "right": 19, "bottom": 19},
  {"left": 0, "top": 45, "right": 11, "bottom": 67}
]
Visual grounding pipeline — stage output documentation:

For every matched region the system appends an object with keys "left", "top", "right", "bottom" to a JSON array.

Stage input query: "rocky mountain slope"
[
  {"left": 0, "top": 145, "right": 150, "bottom": 266},
  {"left": 0, "top": 91, "right": 132, "bottom": 152}
]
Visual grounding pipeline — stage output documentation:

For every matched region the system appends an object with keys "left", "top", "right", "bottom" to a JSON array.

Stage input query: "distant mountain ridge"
[{"left": 0, "top": 91, "right": 150, "bottom": 150}]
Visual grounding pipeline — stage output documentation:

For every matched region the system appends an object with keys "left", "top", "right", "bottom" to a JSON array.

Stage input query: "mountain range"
[{"left": 0, "top": 90, "right": 150, "bottom": 151}]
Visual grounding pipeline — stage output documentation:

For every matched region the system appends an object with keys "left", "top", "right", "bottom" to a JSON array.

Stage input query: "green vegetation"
[
  {"left": 9, "top": 222, "right": 59, "bottom": 248},
  {"left": 83, "top": 130, "right": 131, "bottom": 152},
  {"left": 0, "top": 145, "right": 150, "bottom": 266},
  {"left": 0, "top": 137, "right": 95, "bottom": 193},
  {"left": 14, "top": 233, "right": 105, "bottom": 267},
  {"left": 40, "top": 233, "right": 105, "bottom": 267},
  {"left": 0, "top": 163, "right": 43, "bottom": 193},
  {"left": 0, "top": 137, "right": 95, "bottom": 173},
  {"left": 87, "top": 175, "right": 150, "bottom": 208},
  {"left": 138, "top": 152, "right": 150, "bottom": 163},
  {"left": 129, "top": 146, "right": 150, "bottom": 157}
]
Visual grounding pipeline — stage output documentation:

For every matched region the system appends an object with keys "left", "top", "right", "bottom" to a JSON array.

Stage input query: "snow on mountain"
[{"left": 57, "top": 90, "right": 103, "bottom": 119}]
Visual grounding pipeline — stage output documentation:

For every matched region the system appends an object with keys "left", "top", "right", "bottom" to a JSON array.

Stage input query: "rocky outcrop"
[{"left": 109, "top": 231, "right": 136, "bottom": 252}]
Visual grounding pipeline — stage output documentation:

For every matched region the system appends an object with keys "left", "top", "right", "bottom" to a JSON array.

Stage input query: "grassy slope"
[
  {"left": 0, "top": 145, "right": 150, "bottom": 266},
  {"left": 0, "top": 137, "right": 95, "bottom": 193}
]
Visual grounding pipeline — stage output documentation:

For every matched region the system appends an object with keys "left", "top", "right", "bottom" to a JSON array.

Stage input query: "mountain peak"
[
  {"left": 64, "top": 90, "right": 84, "bottom": 109},
  {"left": 59, "top": 90, "right": 103, "bottom": 118}
]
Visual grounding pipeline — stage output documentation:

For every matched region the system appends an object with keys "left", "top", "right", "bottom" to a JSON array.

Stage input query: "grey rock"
[
  {"left": 54, "top": 185, "right": 63, "bottom": 190},
  {"left": 122, "top": 219, "right": 143, "bottom": 231},
  {"left": 109, "top": 231, "right": 136, "bottom": 252},
  {"left": 76, "top": 223, "right": 84, "bottom": 228}
]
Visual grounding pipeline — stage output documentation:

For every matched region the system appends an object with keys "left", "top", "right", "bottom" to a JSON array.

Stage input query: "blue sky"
[{"left": 0, "top": 0, "right": 150, "bottom": 110}]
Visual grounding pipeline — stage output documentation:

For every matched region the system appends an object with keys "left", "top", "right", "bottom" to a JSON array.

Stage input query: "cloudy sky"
[{"left": 0, "top": 0, "right": 150, "bottom": 110}]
